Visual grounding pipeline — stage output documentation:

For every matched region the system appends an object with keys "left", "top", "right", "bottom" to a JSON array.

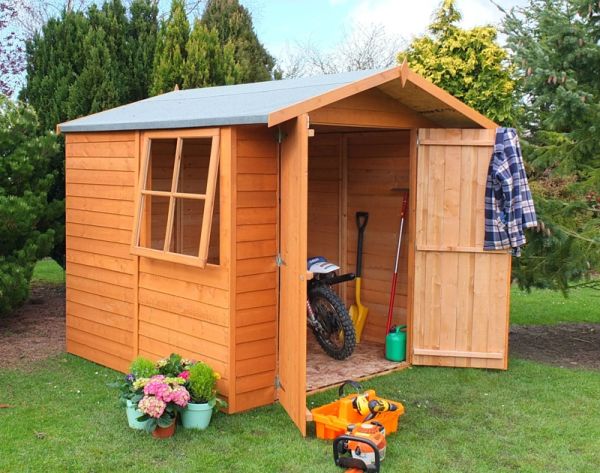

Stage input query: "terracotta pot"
[{"left": 152, "top": 421, "right": 176, "bottom": 439}]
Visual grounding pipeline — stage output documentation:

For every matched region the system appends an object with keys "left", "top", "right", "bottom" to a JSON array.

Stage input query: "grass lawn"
[
  {"left": 510, "top": 285, "right": 600, "bottom": 325},
  {"left": 31, "top": 259, "right": 64, "bottom": 285},
  {"left": 1, "top": 356, "right": 599, "bottom": 472},
  {"left": 6, "top": 262, "right": 596, "bottom": 471}
]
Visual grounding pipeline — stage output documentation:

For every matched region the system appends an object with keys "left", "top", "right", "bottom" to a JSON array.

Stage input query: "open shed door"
[
  {"left": 412, "top": 129, "right": 511, "bottom": 369},
  {"left": 278, "top": 114, "right": 309, "bottom": 434}
]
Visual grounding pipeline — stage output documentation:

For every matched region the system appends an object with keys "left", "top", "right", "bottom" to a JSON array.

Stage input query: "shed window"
[{"left": 132, "top": 130, "right": 220, "bottom": 267}]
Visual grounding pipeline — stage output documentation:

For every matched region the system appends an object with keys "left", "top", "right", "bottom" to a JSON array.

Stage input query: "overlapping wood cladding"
[
  {"left": 136, "top": 129, "right": 232, "bottom": 400},
  {"left": 232, "top": 126, "right": 278, "bottom": 412},
  {"left": 65, "top": 132, "right": 137, "bottom": 372}
]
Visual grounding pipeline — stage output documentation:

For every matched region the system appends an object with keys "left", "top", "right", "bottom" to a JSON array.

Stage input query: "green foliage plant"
[
  {"left": 0, "top": 97, "right": 57, "bottom": 315},
  {"left": 129, "top": 356, "right": 158, "bottom": 379}
]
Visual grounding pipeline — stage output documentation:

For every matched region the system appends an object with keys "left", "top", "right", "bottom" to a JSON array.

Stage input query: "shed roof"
[{"left": 58, "top": 65, "right": 496, "bottom": 133}]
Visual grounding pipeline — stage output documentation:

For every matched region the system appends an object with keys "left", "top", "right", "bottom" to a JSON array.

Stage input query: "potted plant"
[
  {"left": 111, "top": 356, "right": 158, "bottom": 429},
  {"left": 181, "top": 362, "right": 226, "bottom": 430},
  {"left": 136, "top": 375, "right": 190, "bottom": 438}
]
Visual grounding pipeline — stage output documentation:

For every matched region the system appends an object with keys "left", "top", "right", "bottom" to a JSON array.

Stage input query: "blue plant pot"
[
  {"left": 125, "top": 399, "right": 149, "bottom": 430},
  {"left": 181, "top": 402, "right": 213, "bottom": 430}
]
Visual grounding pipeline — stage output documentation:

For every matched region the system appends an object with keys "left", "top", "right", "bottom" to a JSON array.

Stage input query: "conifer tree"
[
  {"left": 0, "top": 97, "right": 58, "bottom": 314},
  {"left": 503, "top": 0, "right": 600, "bottom": 290},
  {"left": 128, "top": 0, "right": 159, "bottom": 101},
  {"left": 151, "top": 0, "right": 189, "bottom": 95},
  {"left": 183, "top": 20, "right": 240, "bottom": 88},
  {"left": 200, "top": 0, "right": 275, "bottom": 84},
  {"left": 401, "top": 0, "right": 515, "bottom": 124}
]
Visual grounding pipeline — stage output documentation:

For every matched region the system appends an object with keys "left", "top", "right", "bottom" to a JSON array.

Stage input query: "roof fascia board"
[
  {"left": 267, "top": 67, "right": 401, "bottom": 127},
  {"left": 405, "top": 69, "right": 498, "bottom": 129}
]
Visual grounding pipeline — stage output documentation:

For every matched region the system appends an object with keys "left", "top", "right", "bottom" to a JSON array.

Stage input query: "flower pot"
[
  {"left": 125, "top": 399, "right": 149, "bottom": 430},
  {"left": 181, "top": 402, "right": 213, "bottom": 430},
  {"left": 152, "top": 421, "right": 176, "bottom": 439}
]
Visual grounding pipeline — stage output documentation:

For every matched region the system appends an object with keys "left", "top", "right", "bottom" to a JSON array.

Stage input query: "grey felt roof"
[{"left": 58, "top": 69, "right": 382, "bottom": 133}]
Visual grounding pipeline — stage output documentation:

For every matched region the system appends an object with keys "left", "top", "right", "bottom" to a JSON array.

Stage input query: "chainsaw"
[{"left": 333, "top": 422, "right": 386, "bottom": 473}]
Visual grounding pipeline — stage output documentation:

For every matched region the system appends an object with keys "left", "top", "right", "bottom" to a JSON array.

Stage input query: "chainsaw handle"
[
  {"left": 333, "top": 435, "right": 381, "bottom": 473},
  {"left": 338, "top": 380, "right": 363, "bottom": 398}
]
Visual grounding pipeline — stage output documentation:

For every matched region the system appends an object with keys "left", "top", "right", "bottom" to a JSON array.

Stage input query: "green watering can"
[{"left": 385, "top": 325, "right": 407, "bottom": 362}]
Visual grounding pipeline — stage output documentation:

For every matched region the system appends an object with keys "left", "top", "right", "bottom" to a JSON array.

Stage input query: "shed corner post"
[{"left": 223, "top": 126, "right": 238, "bottom": 413}]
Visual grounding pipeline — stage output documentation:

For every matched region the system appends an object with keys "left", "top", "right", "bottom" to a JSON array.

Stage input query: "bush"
[
  {"left": 187, "top": 362, "right": 217, "bottom": 404},
  {"left": 129, "top": 356, "right": 158, "bottom": 378},
  {"left": 0, "top": 97, "right": 58, "bottom": 315}
]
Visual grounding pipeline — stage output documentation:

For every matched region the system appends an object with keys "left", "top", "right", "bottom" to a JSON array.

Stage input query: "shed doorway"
[{"left": 306, "top": 127, "right": 414, "bottom": 392}]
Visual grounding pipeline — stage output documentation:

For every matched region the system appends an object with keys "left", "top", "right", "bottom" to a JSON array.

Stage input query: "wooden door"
[
  {"left": 411, "top": 129, "right": 511, "bottom": 369},
  {"left": 278, "top": 114, "right": 309, "bottom": 434}
]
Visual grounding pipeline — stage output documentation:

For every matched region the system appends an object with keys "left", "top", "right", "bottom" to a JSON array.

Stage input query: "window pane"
[
  {"left": 177, "top": 137, "right": 212, "bottom": 194},
  {"left": 139, "top": 194, "right": 170, "bottom": 250},
  {"left": 168, "top": 195, "right": 220, "bottom": 264},
  {"left": 147, "top": 139, "right": 176, "bottom": 192},
  {"left": 169, "top": 198, "right": 203, "bottom": 256}
]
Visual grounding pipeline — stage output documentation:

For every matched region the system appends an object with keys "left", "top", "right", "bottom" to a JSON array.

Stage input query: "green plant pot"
[
  {"left": 125, "top": 399, "right": 149, "bottom": 430},
  {"left": 181, "top": 402, "right": 213, "bottom": 430}
]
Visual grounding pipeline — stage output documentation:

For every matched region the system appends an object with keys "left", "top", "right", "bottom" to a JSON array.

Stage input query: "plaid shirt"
[{"left": 484, "top": 128, "right": 537, "bottom": 256}]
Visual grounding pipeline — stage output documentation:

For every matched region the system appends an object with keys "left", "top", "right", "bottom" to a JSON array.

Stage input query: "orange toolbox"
[{"left": 311, "top": 389, "right": 404, "bottom": 440}]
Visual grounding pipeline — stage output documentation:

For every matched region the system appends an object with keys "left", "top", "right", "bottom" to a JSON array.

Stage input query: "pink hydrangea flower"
[
  {"left": 169, "top": 385, "right": 190, "bottom": 407},
  {"left": 138, "top": 395, "right": 166, "bottom": 418}
]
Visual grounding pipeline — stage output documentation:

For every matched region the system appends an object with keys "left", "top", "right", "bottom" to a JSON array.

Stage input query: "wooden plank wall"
[
  {"left": 232, "top": 126, "right": 279, "bottom": 412},
  {"left": 65, "top": 132, "right": 138, "bottom": 372},
  {"left": 346, "top": 131, "right": 411, "bottom": 343},
  {"left": 308, "top": 134, "right": 341, "bottom": 262},
  {"left": 412, "top": 128, "right": 510, "bottom": 369},
  {"left": 306, "top": 131, "right": 411, "bottom": 344}
]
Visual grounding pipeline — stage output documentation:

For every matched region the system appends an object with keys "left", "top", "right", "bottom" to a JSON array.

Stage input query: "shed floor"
[{"left": 306, "top": 331, "right": 408, "bottom": 392}]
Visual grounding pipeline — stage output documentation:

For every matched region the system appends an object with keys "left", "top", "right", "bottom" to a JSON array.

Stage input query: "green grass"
[
  {"left": 1, "top": 355, "right": 599, "bottom": 473},
  {"left": 510, "top": 285, "right": 600, "bottom": 325},
  {"left": 31, "top": 259, "right": 65, "bottom": 285}
]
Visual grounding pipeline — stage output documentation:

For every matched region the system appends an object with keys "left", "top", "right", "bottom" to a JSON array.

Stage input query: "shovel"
[{"left": 349, "top": 211, "right": 369, "bottom": 343}]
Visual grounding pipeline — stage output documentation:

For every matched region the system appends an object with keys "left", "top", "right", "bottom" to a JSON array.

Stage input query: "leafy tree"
[
  {"left": 150, "top": 0, "right": 189, "bottom": 95},
  {"left": 401, "top": 0, "right": 516, "bottom": 124},
  {"left": 0, "top": 97, "right": 58, "bottom": 314},
  {"left": 503, "top": 0, "right": 600, "bottom": 290},
  {"left": 200, "top": 0, "right": 275, "bottom": 83}
]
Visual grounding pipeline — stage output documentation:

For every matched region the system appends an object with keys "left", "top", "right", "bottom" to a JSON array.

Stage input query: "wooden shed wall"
[
  {"left": 232, "top": 126, "right": 279, "bottom": 412},
  {"left": 65, "top": 132, "right": 138, "bottom": 372},
  {"left": 65, "top": 129, "right": 234, "bottom": 404}
]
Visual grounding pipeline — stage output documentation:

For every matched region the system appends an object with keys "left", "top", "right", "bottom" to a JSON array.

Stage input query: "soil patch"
[
  {"left": 510, "top": 323, "right": 600, "bottom": 370},
  {"left": 0, "top": 284, "right": 65, "bottom": 368}
]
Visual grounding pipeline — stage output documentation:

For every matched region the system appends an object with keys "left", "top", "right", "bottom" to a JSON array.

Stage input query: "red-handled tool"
[{"left": 385, "top": 192, "right": 409, "bottom": 336}]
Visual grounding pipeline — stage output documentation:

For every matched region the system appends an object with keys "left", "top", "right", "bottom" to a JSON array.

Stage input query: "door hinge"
[
  {"left": 275, "top": 127, "right": 287, "bottom": 144},
  {"left": 275, "top": 253, "right": 286, "bottom": 267},
  {"left": 274, "top": 375, "right": 282, "bottom": 390}
]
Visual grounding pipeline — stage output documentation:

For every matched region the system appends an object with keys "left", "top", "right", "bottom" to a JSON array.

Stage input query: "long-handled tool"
[
  {"left": 349, "top": 212, "right": 369, "bottom": 343},
  {"left": 384, "top": 192, "right": 409, "bottom": 337}
]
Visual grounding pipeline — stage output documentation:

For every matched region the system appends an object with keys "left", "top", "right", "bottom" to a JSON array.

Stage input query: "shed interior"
[{"left": 306, "top": 127, "right": 412, "bottom": 390}]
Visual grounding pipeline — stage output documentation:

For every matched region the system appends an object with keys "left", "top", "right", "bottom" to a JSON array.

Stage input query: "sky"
[{"left": 241, "top": 0, "right": 529, "bottom": 58}]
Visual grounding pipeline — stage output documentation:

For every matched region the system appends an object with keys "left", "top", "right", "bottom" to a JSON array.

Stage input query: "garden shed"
[{"left": 58, "top": 63, "right": 511, "bottom": 435}]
